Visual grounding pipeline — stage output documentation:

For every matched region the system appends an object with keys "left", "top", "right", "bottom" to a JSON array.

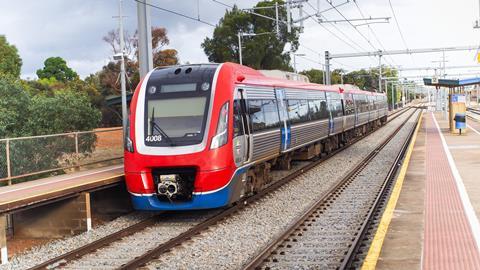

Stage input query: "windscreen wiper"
[{"left": 150, "top": 108, "right": 176, "bottom": 146}]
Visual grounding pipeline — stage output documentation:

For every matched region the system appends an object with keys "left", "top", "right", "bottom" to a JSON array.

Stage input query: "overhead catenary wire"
[
  {"left": 134, "top": 0, "right": 216, "bottom": 27},
  {"left": 352, "top": 0, "right": 396, "bottom": 67},
  {"left": 323, "top": 0, "right": 378, "bottom": 52},
  {"left": 387, "top": 0, "right": 409, "bottom": 50},
  {"left": 302, "top": 8, "right": 365, "bottom": 54},
  {"left": 302, "top": 3, "right": 378, "bottom": 69},
  {"left": 387, "top": 0, "right": 415, "bottom": 65},
  {"left": 304, "top": 2, "right": 368, "bottom": 53},
  {"left": 211, "top": 0, "right": 287, "bottom": 24}
]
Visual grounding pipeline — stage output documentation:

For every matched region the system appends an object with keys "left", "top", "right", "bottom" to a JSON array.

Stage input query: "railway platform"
[
  {"left": 363, "top": 110, "right": 480, "bottom": 269},
  {"left": 0, "top": 164, "right": 129, "bottom": 264}
]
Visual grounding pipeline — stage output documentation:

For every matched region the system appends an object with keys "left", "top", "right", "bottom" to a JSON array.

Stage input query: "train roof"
[{"left": 225, "top": 62, "right": 380, "bottom": 96}]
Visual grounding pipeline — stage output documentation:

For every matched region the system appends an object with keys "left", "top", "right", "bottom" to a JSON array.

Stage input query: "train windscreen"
[
  {"left": 146, "top": 97, "right": 207, "bottom": 145},
  {"left": 143, "top": 65, "right": 218, "bottom": 147}
]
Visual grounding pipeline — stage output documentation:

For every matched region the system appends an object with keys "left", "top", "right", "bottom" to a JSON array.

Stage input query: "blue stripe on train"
[
  {"left": 280, "top": 125, "right": 291, "bottom": 150},
  {"left": 131, "top": 167, "right": 247, "bottom": 211}
]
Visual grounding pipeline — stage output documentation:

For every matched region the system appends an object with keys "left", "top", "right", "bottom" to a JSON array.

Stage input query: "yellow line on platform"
[{"left": 361, "top": 110, "right": 424, "bottom": 270}]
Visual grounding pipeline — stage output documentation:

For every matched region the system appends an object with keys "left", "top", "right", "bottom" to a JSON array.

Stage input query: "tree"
[
  {"left": 0, "top": 35, "right": 22, "bottom": 78},
  {"left": 99, "top": 26, "right": 178, "bottom": 95},
  {"left": 202, "top": 1, "right": 300, "bottom": 70},
  {"left": 0, "top": 76, "right": 102, "bottom": 182},
  {"left": 0, "top": 78, "right": 30, "bottom": 138},
  {"left": 300, "top": 69, "right": 324, "bottom": 84},
  {"left": 27, "top": 90, "right": 100, "bottom": 135},
  {"left": 36, "top": 57, "right": 78, "bottom": 82}
]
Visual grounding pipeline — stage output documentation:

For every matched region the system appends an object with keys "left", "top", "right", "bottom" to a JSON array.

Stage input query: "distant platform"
[
  {"left": 0, "top": 164, "right": 124, "bottom": 214},
  {"left": 365, "top": 110, "right": 480, "bottom": 269}
]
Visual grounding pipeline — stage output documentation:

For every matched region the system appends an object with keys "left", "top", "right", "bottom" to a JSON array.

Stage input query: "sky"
[{"left": 1, "top": 0, "right": 480, "bottom": 83}]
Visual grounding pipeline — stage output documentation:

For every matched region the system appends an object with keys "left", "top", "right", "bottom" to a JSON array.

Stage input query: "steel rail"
[
  {"left": 28, "top": 215, "right": 161, "bottom": 270},
  {"left": 242, "top": 108, "right": 419, "bottom": 270},
  {"left": 28, "top": 108, "right": 412, "bottom": 270},
  {"left": 339, "top": 110, "right": 422, "bottom": 269}
]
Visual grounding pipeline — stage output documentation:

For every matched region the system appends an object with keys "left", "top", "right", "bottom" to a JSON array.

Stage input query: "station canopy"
[{"left": 423, "top": 77, "right": 480, "bottom": 88}]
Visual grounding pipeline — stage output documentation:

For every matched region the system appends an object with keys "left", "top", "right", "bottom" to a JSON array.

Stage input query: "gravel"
[
  {"left": 0, "top": 212, "right": 155, "bottom": 270},
  {"left": 62, "top": 210, "right": 220, "bottom": 269},
  {"left": 144, "top": 109, "right": 419, "bottom": 270},
  {"left": 262, "top": 110, "right": 420, "bottom": 269}
]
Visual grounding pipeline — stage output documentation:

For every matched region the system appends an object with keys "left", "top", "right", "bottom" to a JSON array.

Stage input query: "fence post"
[
  {"left": 5, "top": 139, "right": 11, "bottom": 186},
  {"left": 0, "top": 215, "right": 7, "bottom": 265},
  {"left": 75, "top": 132, "right": 79, "bottom": 155}
]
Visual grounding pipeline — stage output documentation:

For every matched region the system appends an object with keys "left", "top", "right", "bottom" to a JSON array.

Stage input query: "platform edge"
[{"left": 360, "top": 110, "right": 423, "bottom": 270}]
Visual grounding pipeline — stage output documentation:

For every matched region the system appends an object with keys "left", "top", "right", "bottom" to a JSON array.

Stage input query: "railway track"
[
  {"left": 243, "top": 109, "right": 421, "bottom": 270},
  {"left": 467, "top": 107, "right": 480, "bottom": 119},
  {"left": 467, "top": 107, "right": 480, "bottom": 114},
  {"left": 27, "top": 107, "right": 413, "bottom": 270}
]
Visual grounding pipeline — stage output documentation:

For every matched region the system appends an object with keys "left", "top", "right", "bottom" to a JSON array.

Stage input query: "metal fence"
[{"left": 0, "top": 127, "right": 123, "bottom": 186}]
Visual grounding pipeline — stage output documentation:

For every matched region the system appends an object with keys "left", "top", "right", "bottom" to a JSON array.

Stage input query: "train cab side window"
[
  {"left": 248, "top": 100, "right": 265, "bottom": 132},
  {"left": 288, "top": 99, "right": 310, "bottom": 124},
  {"left": 247, "top": 99, "right": 280, "bottom": 132},
  {"left": 233, "top": 100, "right": 244, "bottom": 137}
]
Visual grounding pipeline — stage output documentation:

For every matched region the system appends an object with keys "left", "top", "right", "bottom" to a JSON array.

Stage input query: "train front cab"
[{"left": 125, "top": 63, "right": 247, "bottom": 210}]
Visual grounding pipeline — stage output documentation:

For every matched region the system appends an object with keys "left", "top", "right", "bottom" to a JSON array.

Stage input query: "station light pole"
[
  {"left": 292, "top": 53, "right": 305, "bottom": 73},
  {"left": 116, "top": 0, "right": 128, "bottom": 147},
  {"left": 378, "top": 55, "right": 382, "bottom": 92},
  {"left": 237, "top": 32, "right": 272, "bottom": 65}
]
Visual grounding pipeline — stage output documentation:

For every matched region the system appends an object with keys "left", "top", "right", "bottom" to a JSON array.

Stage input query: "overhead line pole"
[
  {"left": 118, "top": 0, "right": 128, "bottom": 147},
  {"left": 137, "top": 0, "right": 153, "bottom": 78},
  {"left": 378, "top": 55, "right": 382, "bottom": 92}
]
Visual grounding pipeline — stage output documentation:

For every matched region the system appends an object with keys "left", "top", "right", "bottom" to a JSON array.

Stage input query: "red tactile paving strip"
[{"left": 423, "top": 113, "right": 480, "bottom": 269}]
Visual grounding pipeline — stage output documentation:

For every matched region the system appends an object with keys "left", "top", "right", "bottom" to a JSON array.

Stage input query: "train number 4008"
[{"left": 146, "top": 135, "right": 162, "bottom": 142}]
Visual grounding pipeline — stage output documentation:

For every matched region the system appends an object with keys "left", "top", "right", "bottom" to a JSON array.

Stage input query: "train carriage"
[{"left": 124, "top": 62, "right": 388, "bottom": 211}]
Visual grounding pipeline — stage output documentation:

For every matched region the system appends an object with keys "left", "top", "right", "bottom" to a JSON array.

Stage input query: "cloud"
[{"left": 1, "top": 0, "right": 480, "bottom": 81}]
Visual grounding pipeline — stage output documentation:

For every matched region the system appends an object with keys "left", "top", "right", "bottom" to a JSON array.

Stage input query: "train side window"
[
  {"left": 288, "top": 99, "right": 309, "bottom": 124},
  {"left": 330, "top": 99, "right": 343, "bottom": 118},
  {"left": 248, "top": 100, "right": 266, "bottom": 132},
  {"left": 263, "top": 99, "right": 280, "bottom": 129},
  {"left": 308, "top": 99, "right": 328, "bottom": 120},
  {"left": 308, "top": 100, "right": 320, "bottom": 120},
  {"left": 344, "top": 94, "right": 355, "bottom": 115},
  {"left": 319, "top": 100, "right": 329, "bottom": 119},
  {"left": 233, "top": 100, "right": 244, "bottom": 137}
]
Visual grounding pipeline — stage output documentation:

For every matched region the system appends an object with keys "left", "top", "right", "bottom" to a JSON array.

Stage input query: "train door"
[
  {"left": 232, "top": 88, "right": 250, "bottom": 166},
  {"left": 340, "top": 95, "right": 346, "bottom": 131},
  {"left": 353, "top": 95, "right": 358, "bottom": 127},
  {"left": 326, "top": 94, "right": 334, "bottom": 135},
  {"left": 275, "top": 88, "right": 290, "bottom": 151}
]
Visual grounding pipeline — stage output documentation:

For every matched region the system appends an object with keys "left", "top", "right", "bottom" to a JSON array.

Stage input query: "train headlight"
[{"left": 210, "top": 101, "right": 229, "bottom": 149}]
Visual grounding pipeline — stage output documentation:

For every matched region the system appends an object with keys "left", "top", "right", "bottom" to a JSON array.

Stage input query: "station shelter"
[{"left": 423, "top": 77, "right": 480, "bottom": 134}]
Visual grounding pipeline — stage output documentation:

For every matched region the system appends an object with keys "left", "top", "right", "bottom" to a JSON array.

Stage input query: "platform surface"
[
  {"left": 0, "top": 164, "right": 124, "bottom": 214},
  {"left": 376, "top": 111, "right": 480, "bottom": 270}
]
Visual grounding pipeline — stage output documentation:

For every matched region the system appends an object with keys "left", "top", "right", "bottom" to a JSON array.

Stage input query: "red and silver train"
[{"left": 124, "top": 62, "right": 388, "bottom": 210}]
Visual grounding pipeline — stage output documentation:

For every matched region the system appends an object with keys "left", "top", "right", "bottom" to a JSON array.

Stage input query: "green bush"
[{"left": 0, "top": 77, "right": 101, "bottom": 183}]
